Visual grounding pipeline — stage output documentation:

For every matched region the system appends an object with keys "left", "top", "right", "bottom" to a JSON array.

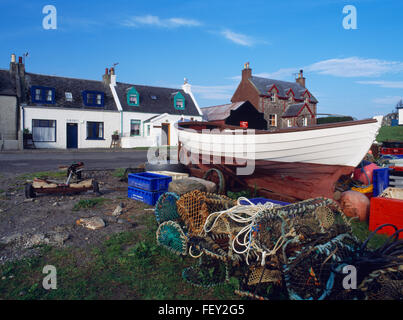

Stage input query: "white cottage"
[{"left": 1, "top": 55, "right": 202, "bottom": 149}]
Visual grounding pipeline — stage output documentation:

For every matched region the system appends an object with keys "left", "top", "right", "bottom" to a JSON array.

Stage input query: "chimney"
[
  {"left": 110, "top": 67, "right": 116, "bottom": 86},
  {"left": 296, "top": 69, "right": 306, "bottom": 88},
  {"left": 9, "top": 53, "right": 18, "bottom": 75},
  {"left": 102, "top": 68, "right": 111, "bottom": 86},
  {"left": 18, "top": 56, "right": 25, "bottom": 78},
  {"left": 9, "top": 54, "right": 24, "bottom": 100},
  {"left": 242, "top": 62, "right": 252, "bottom": 81}
]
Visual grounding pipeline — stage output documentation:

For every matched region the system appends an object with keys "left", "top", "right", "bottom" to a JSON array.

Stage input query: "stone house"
[{"left": 231, "top": 63, "right": 318, "bottom": 129}]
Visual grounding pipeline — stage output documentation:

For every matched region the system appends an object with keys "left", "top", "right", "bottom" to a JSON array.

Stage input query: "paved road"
[{"left": 0, "top": 149, "right": 149, "bottom": 175}]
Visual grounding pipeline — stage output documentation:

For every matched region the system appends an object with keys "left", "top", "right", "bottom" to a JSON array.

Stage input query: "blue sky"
[{"left": 0, "top": 0, "right": 402, "bottom": 119}]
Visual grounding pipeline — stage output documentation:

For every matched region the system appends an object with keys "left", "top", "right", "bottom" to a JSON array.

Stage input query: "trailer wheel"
[
  {"left": 25, "top": 183, "right": 36, "bottom": 198},
  {"left": 92, "top": 180, "right": 101, "bottom": 195},
  {"left": 203, "top": 168, "right": 226, "bottom": 194}
]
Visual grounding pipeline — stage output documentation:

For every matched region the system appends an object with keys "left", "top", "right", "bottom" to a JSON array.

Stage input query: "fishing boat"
[{"left": 176, "top": 116, "right": 383, "bottom": 201}]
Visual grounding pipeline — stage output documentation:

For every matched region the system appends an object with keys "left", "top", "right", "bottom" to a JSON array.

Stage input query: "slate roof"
[
  {"left": 23, "top": 73, "right": 118, "bottom": 111},
  {"left": 202, "top": 101, "right": 246, "bottom": 121},
  {"left": 249, "top": 76, "right": 318, "bottom": 104},
  {"left": 282, "top": 103, "right": 310, "bottom": 118},
  {"left": 115, "top": 82, "right": 201, "bottom": 116},
  {"left": 0, "top": 69, "right": 16, "bottom": 96}
]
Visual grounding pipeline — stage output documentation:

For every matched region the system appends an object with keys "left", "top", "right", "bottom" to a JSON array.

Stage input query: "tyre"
[
  {"left": 25, "top": 183, "right": 36, "bottom": 198},
  {"left": 145, "top": 162, "right": 189, "bottom": 173}
]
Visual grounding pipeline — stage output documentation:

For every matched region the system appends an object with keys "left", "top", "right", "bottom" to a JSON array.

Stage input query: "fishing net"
[
  {"left": 156, "top": 192, "right": 403, "bottom": 300},
  {"left": 155, "top": 192, "right": 180, "bottom": 224},
  {"left": 343, "top": 224, "right": 403, "bottom": 300},
  {"left": 182, "top": 255, "right": 229, "bottom": 288},
  {"left": 360, "top": 267, "right": 403, "bottom": 300},
  {"left": 156, "top": 221, "right": 188, "bottom": 255},
  {"left": 176, "top": 190, "right": 236, "bottom": 236},
  {"left": 282, "top": 233, "right": 360, "bottom": 300},
  {"left": 247, "top": 266, "right": 282, "bottom": 286}
]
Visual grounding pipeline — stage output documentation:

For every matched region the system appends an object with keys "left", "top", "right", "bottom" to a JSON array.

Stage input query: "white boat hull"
[{"left": 178, "top": 116, "right": 382, "bottom": 168}]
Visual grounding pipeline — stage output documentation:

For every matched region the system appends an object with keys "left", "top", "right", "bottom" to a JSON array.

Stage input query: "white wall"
[
  {"left": 399, "top": 109, "right": 403, "bottom": 125},
  {"left": 23, "top": 107, "right": 202, "bottom": 149},
  {"left": 23, "top": 107, "right": 120, "bottom": 148},
  {"left": 121, "top": 112, "right": 202, "bottom": 148}
]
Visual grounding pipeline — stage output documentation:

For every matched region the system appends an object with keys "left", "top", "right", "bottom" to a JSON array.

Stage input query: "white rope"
[
  {"left": 189, "top": 245, "right": 203, "bottom": 258},
  {"left": 203, "top": 197, "right": 278, "bottom": 265}
]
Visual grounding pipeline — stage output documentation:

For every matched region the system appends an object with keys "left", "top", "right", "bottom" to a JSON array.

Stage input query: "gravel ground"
[{"left": 0, "top": 169, "right": 152, "bottom": 264}]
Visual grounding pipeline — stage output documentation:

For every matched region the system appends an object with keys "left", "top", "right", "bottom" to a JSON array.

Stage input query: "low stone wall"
[{"left": 0, "top": 131, "right": 23, "bottom": 151}]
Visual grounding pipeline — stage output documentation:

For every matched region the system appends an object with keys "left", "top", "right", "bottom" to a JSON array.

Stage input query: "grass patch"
[
  {"left": 131, "top": 147, "right": 151, "bottom": 151},
  {"left": 376, "top": 126, "right": 403, "bottom": 143},
  {"left": 112, "top": 168, "right": 126, "bottom": 179},
  {"left": 17, "top": 170, "right": 67, "bottom": 181},
  {"left": 72, "top": 198, "right": 110, "bottom": 211},
  {"left": 0, "top": 214, "right": 238, "bottom": 300},
  {"left": 351, "top": 221, "right": 390, "bottom": 249}
]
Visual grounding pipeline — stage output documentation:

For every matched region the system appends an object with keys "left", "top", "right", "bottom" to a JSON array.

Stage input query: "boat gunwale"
[{"left": 176, "top": 118, "right": 378, "bottom": 135}]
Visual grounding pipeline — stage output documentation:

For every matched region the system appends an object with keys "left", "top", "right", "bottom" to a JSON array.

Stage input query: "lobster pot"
[
  {"left": 176, "top": 190, "right": 236, "bottom": 236},
  {"left": 154, "top": 192, "right": 180, "bottom": 224}
]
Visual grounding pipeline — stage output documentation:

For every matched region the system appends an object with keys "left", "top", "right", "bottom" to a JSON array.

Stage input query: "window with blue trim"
[
  {"left": 86, "top": 121, "right": 104, "bottom": 140},
  {"left": 30, "top": 86, "right": 55, "bottom": 104},
  {"left": 83, "top": 91, "right": 104, "bottom": 107}
]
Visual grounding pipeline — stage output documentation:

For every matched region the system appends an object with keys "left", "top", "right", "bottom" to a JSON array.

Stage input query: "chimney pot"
[
  {"left": 296, "top": 69, "right": 306, "bottom": 88},
  {"left": 18, "top": 57, "right": 22, "bottom": 64},
  {"left": 11, "top": 54, "right": 16, "bottom": 63},
  {"left": 242, "top": 62, "right": 252, "bottom": 80}
]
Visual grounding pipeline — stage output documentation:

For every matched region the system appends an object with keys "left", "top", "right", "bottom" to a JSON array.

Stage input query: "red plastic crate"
[{"left": 369, "top": 197, "right": 403, "bottom": 239}]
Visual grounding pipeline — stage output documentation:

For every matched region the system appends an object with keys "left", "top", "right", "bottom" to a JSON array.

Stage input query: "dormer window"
[
  {"left": 83, "top": 91, "right": 104, "bottom": 107},
  {"left": 129, "top": 95, "right": 138, "bottom": 104},
  {"left": 65, "top": 92, "right": 73, "bottom": 102},
  {"left": 127, "top": 87, "right": 140, "bottom": 106},
  {"left": 35, "top": 89, "right": 41, "bottom": 101},
  {"left": 176, "top": 99, "right": 184, "bottom": 109},
  {"left": 303, "top": 90, "right": 311, "bottom": 102},
  {"left": 31, "top": 86, "right": 55, "bottom": 104},
  {"left": 287, "top": 89, "right": 294, "bottom": 101},
  {"left": 96, "top": 94, "right": 102, "bottom": 105},
  {"left": 270, "top": 94, "right": 276, "bottom": 102},
  {"left": 173, "top": 92, "right": 185, "bottom": 110},
  {"left": 46, "top": 90, "right": 53, "bottom": 102}
]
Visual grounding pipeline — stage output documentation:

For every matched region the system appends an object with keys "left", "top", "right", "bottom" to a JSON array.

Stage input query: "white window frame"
[
  {"left": 65, "top": 92, "right": 73, "bottom": 102},
  {"left": 268, "top": 114, "right": 277, "bottom": 127},
  {"left": 32, "top": 119, "right": 56, "bottom": 142},
  {"left": 96, "top": 94, "right": 102, "bottom": 105},
  {"left": 287, "top": 119, "right": 292, "bottom": 128},
  {"left": 46, "top": 90, "right": 53, "bottom": 102}
]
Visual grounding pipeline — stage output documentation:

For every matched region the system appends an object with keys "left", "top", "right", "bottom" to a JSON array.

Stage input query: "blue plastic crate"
[
  {"left": 240, "top": 197, "right": 290, "bottom": 206},
  {"left": 128, "top": 172, "right": 172, "bottom": 192},
  {"left": 128, "top": 186, "right": 165, "bottom": 206},
  {"left": 373, "top": 168, "right": 390, "bottom": 197}
]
